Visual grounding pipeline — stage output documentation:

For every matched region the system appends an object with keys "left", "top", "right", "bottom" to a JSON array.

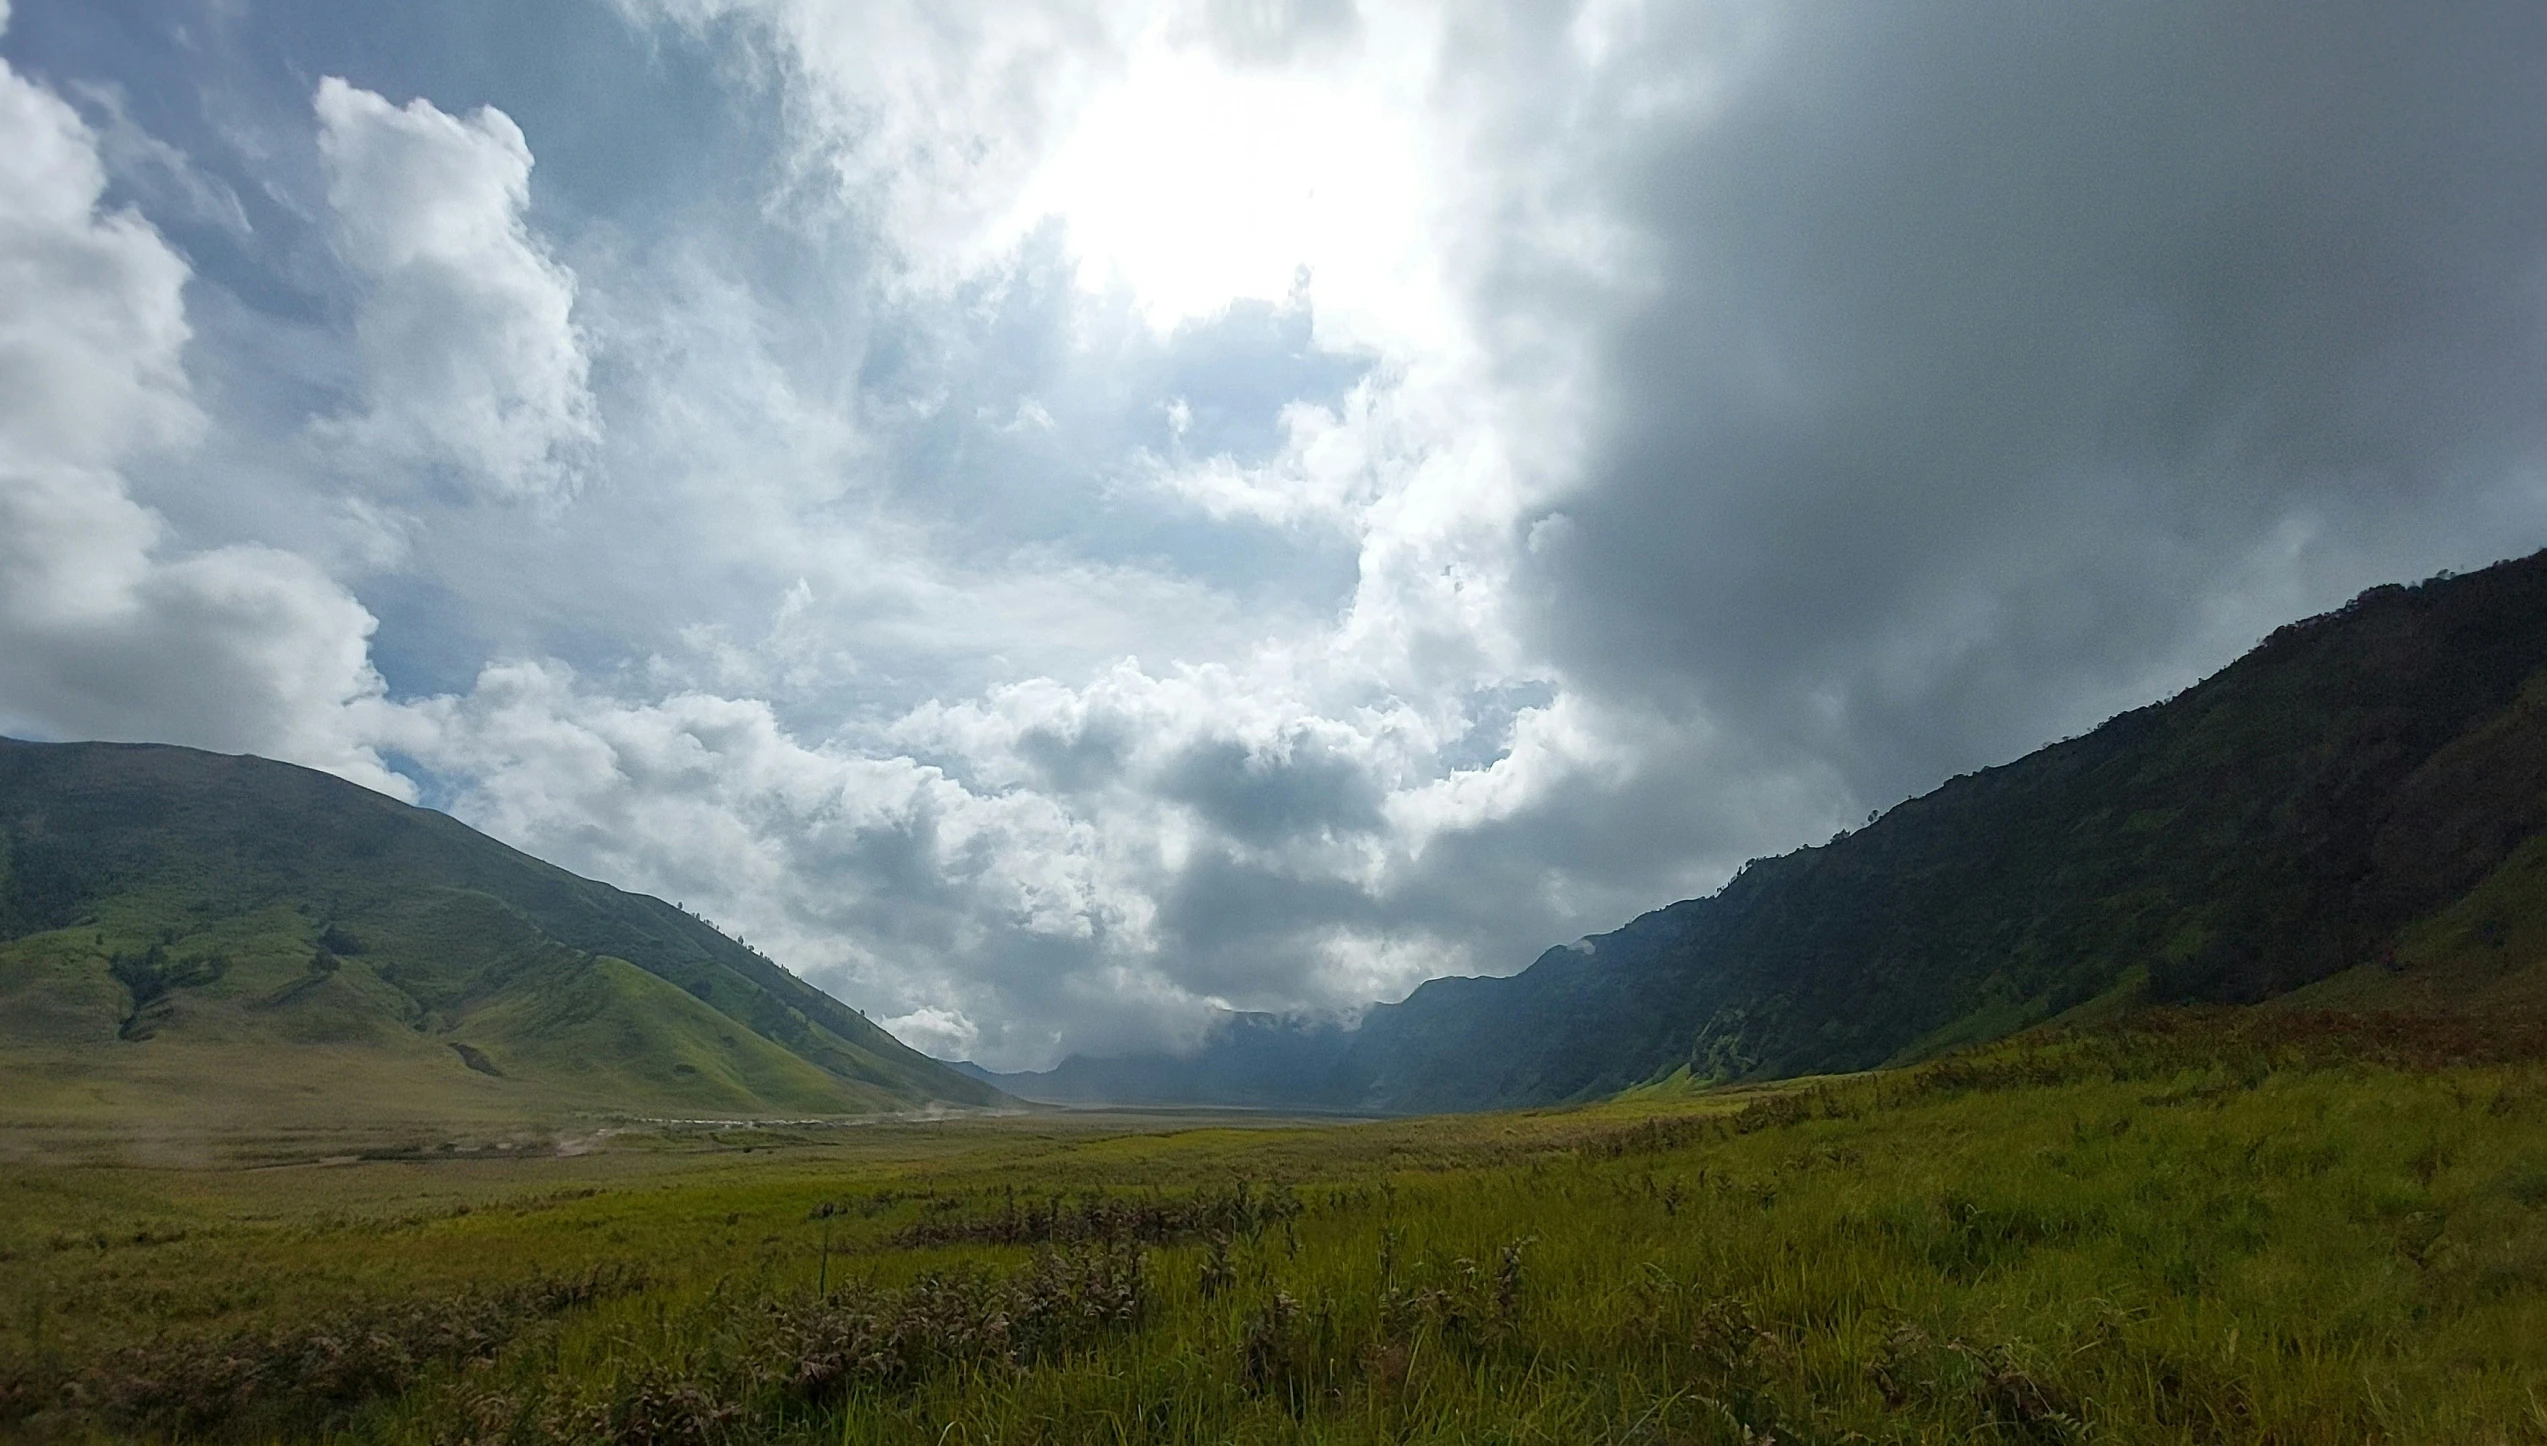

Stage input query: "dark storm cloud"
[
  {"left": 1526, "top": 2, "right": 2547, "bottom": 807},
  {"left": 1161, "top": 733, "right": 1385, "bottom": 846},
  {"left": 1153, "top": 850, "right": 1376, "bottom": 993}
]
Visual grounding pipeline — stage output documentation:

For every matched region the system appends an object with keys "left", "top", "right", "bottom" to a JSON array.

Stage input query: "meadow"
[{"left": 6, "top": 1010, "right": 2547, "bottom": 1444}]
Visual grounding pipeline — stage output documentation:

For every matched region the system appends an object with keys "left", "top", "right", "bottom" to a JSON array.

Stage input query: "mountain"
[
  {"left": 955, "top": 1012, "right": 1358, "bottom": 1108},
  {"left": 0, "top": 740, "right": 1004, "bottom": 1129},
  {"left": 1007, "top": 550, "right": 2547, "bottom": 1113}
]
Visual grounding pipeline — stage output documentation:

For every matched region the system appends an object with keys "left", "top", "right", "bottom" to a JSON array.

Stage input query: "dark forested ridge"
[
  {"left": 0, "top": 740, "right": 1003, "bottom": 1118},
  {"left": 976, "top": 550, "right": 2547, "bottom": 1112}
]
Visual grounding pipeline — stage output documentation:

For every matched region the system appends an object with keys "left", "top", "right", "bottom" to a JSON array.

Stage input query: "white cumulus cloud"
[
  {"left": 313, "top": 77, "right": 597, "bottom": 506},
  {"left": 0, "top": 40, "right": 399, "bottom": 793}
]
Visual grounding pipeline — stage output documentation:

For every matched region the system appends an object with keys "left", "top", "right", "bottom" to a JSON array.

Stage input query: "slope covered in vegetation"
[
  {"left": 989, "top": 550, "right": 2547, "bottom": 1112},
  {"left": 0, "top": 740, "right": 1002, "bottom": 1124},
  {"left": 1354, "top": 550, "right": 2547, "bottom": 1108}
]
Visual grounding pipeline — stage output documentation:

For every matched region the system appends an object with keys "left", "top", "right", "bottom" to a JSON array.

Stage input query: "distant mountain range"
[
  {"left": 946, "top": 1011, "right": 1360, "bottom": 1109},
  {"left": 0, "top": 741, "right": 1003, "bottom": 1128},
  {"left": 967, "top": 550, "right": 2547, "bottom": 1113}
]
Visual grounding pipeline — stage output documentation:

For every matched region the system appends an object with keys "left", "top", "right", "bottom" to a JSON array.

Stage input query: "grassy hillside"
[
  {"left": 0, "top": 740, "right": 1002, "bottom": 1124},
  {"left": 5, "top": 1011, "right": 2546, "bottom": 1443},
  {"left": 1026, "top": 551, "right": 2547, "bottom": 1114},
  {"left": 1338, "top": 551, "right": 2547, "bottom": 1110}
]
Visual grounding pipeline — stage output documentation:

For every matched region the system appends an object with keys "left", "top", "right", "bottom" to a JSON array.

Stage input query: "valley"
[
  {"left": 8, "top": 555, "right": 2547, "bottom": 1443},
  {"left": 12, "top": 5, "right": 2547, "bottom": 1439},
  {"left": 6, "top": 1011, "right": 2546, "bottom": 1442}
]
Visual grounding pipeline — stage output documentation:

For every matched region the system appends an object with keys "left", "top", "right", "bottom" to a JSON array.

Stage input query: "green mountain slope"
[
  {"left": 984, "top": 550, "right": 2547, "bottom": 1114},
  {"left": 0, "top": 740, "right": 1003, "bottom": 1126},
  {"left": 1333, "top": 550, "right": 2547, "bottom": 1109}
]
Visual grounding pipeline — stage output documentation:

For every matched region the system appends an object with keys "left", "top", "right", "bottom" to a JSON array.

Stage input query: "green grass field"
[{"left": 7, "top": 1012, "right": 2547, "bottom": 1444}]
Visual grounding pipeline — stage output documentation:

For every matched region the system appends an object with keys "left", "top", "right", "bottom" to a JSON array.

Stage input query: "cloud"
[
  {"left": 313, "top": 77, "right": 597, "bottom": 506},
  {"left": 626, "top": 0, "right": 1140, "bottom": 284},
  {"left": 0, "top": 58, "right": 195, "bottom": 476},
  {"left": 1509, "top": 3, "right": 2547, "bottom": 804},
  {"left": 374, "top": 659, "right": 1171, "bottom": 1055},
  {"left": 629, "top": 0, "right": 1453, "bottom": 352},
  {"left": 1144, "top": 388, "right": 1393, "bottom": 532},
  {"left": 71, "top": 81, "right": 254, "bottom": 242},
  {"left": 881, "top": 1004, "right": 979, "bottom": 1060},
  {"left": 1189, "top": 0, "right": 1358, "bottom": 68},
  {"left": 17, "top": 0, "right": 2547, "bottom": 1074},
  {"left": 0, "top": 39, "right": 400, "bottom": 793}
]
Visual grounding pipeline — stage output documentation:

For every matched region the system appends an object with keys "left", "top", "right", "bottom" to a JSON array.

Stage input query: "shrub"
[{"left": 14, "top": 1266, "right": 646, "bottom": 1441}]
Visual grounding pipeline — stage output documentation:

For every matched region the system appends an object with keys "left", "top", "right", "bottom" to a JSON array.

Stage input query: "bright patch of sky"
[
  {"left": 5, "top": 0, "right": 2546, "bottom": 1066},
  {"left": 1018, "top": 12, "right": 1443, "bottom": 349}
]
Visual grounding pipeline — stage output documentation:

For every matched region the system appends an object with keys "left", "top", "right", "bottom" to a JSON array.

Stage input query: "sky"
[{"left": 5, "top": 1, "right": 2546, "bottom": 1069}]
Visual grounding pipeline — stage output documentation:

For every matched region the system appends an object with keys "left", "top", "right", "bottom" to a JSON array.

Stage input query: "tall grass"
[{"left": 8, "top": 1014, "right": 2547, "bottom": 1442}]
